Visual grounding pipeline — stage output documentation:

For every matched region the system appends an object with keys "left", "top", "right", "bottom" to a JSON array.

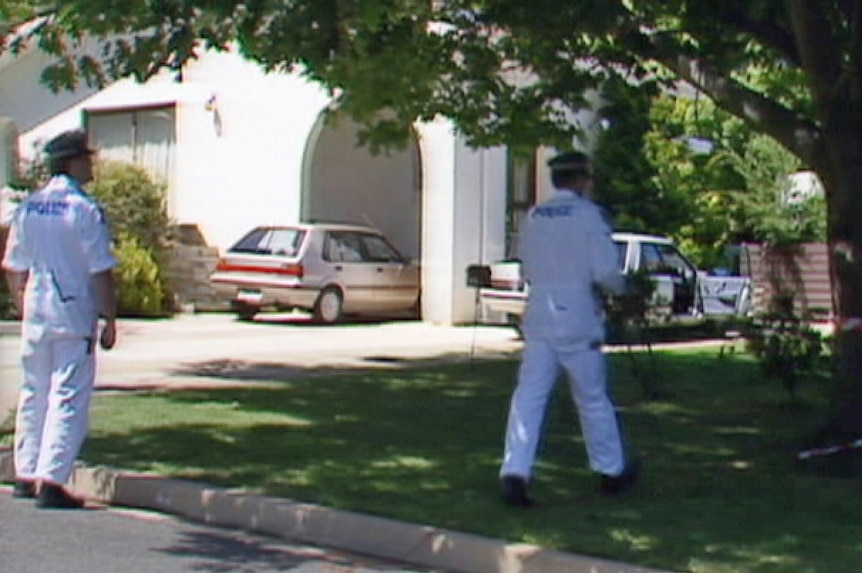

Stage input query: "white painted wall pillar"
[
  {"left": 416, "top": 118, "right": 456, "bottom": 324},
  {"left": 416, "top": 117, "right": 509, "bottom": 325},
  {"left": 451, "top": 141, "right": 507, "bottom": 324}
]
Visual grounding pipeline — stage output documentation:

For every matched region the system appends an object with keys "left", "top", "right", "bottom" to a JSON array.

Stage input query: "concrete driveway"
[{"left": 1, "top": 313, "right": 524, "bottom": 416}]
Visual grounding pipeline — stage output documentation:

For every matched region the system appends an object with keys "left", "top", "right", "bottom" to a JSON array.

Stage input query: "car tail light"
[{"left": 280, "top": 263, "right": 303, "bottom": 278}]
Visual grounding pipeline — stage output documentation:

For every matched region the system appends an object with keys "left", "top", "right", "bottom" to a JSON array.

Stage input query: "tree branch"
[
  {"left": 713, "top": 5, "right": 800, "bottom": 65},
  {"left": 666, "top": 53, "right": 825, "bottom": 169}
]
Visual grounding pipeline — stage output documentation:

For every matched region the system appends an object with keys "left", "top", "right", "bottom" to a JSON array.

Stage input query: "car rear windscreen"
[{"left": 230, "top": 228, "right": 306, "bottom": 256}]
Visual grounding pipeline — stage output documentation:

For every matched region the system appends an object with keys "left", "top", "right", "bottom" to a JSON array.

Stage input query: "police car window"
[
  {"left": 614, "top": 241, "right": 628, "bottom": 270},
  {"left": 230, "top": 228, "right": 270, "bottom": 253},
  {"left": 657, "top": 244, "right": 694, "bottom": 277},
  {"left": 265, "top": 229, "right": 304, "bottom": 256},
  {"left": 362, "top": 234, "right": 401, "bottom": 263},
  {"left": 640, "top": 244, "right": 664, "bottom": 272}
]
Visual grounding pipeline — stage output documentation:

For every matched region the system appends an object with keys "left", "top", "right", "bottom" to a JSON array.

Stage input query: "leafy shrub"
[
  {"left": 89, "top": 161, "right": 173, "bottom": 251},
  {"left": 745, "top": 292, "right": 824, "bottom": 405},
  {"left": 0, "top": 228, "right": 19, "bottom": 320},
  {"left": 113, "top": 233, "right": 166, "bottom": 317},
  {"left": 0, "top": 276, "right": 17, "bottom": 320},
  {"left": 89, "top": 161, "right": 175, "bottom": 316},
  {"left": 604, "top": 269, "right": 666, "bottom": 398}
]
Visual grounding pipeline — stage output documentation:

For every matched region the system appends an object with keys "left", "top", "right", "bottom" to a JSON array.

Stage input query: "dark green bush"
[
  {"left": 0, "top": 228, "right": 18, "bottom": 320},
  {"left": 745, "top": 292, "right": 825, "bottom": 405},
  {"left": 89, "top": 161, "right": 173, "bottom": 252},
  {"left": 89, "top": 161, "right": 175, "bottom": 316},
  {"left": 0, "top": 275, "right": 17, "bottom": 320},
  {"left": 113, "top": 233, "right": 166, "bottom": 317}
]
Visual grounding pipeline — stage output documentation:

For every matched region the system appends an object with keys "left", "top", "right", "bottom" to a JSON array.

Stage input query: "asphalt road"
[{"left": 0, "top": 488, "right": 442, "bottom": 573}]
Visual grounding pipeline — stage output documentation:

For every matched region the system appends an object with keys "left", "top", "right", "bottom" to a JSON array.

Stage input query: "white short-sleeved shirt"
[
  {"left": 2, "top": 175, "right": 116, "bottom": 340},
  {"left": 518, "top": 189, "right": 625, "bottom": 347}
]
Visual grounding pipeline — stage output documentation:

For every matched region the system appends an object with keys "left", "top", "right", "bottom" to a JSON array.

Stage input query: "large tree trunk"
[
  {"left": 786, "top": 0, "right": 862, "bottom": 440},
  {"left": 820, "top": 113, "right": 862, "bottom": 439}
]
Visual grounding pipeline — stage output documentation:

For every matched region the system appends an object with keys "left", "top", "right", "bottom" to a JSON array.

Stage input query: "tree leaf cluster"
[{"left": 591, "top": 76, "right": 825, "bottom": 270}]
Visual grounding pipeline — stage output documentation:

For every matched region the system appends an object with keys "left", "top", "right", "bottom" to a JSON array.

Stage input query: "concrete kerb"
[{"left": 0, "top": 449, "right": 668, "bottom": 573}]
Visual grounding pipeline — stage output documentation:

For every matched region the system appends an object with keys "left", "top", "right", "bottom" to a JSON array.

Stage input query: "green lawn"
[{"left": 7, "top": 348, "right": 861, "bottom": 572}]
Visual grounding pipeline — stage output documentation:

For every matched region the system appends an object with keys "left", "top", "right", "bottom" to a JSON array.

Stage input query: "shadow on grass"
[
  {"left": 83, "top": 351, "right": 862, "bottom": 573},
  {"left": 158, "top": 352, "right": 521, "bottom": 386}
]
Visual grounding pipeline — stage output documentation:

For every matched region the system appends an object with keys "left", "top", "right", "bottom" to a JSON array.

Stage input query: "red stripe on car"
[{"left": 215, "top": 261, "right": 304, "bottom": 278}]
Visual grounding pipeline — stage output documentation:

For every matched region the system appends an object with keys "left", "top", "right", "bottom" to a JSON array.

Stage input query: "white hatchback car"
[{"left": 210, "top": 223, "right": 421, "bottom": 323}]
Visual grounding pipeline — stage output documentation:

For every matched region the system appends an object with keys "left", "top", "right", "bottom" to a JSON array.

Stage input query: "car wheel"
[
  {"left": 313, "top": 287, "right": 343, "bottom": 324},
  {"left": 506, "top": 313, "right": 524, "bottom": 340},
  {"left": 409, "top": 294, "right": 422, "bottom": 320},
  {"left": 233, "top": 302, "right": 258, "bottom": 322}
]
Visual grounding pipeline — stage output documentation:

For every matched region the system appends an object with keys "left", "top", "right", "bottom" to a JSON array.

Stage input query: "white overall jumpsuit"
[
  {"left": 2, "top": 175, "right": 116, "bottom": 486},
  {"left": 500, "top": 188, "right": 627, "bottom": 480}
]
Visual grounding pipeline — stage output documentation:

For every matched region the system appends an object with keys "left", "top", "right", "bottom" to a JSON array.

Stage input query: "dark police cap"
[
  {"left": 44, "top": 129, "right": 95, "bottom": 160},
  {"left": 547, "top": 151, "right": 591, "bottom": 174}
]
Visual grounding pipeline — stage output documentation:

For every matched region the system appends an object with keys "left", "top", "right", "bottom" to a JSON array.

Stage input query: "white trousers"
[
  {"left": 500, "top": 338, "right": 624, "bottom": 479},
  {"left": 15, "top": 336, "right": 95, "bottom": 485}
]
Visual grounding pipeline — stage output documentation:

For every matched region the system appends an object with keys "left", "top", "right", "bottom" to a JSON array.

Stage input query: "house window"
[
  {"left": 86, "top": 105, "right": 176, "bottom": 187},
  {"left": 505, "top": 149, "right": 537, "bottom": 257}
]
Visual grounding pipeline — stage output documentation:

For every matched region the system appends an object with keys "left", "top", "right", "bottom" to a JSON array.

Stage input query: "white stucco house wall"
[{"left": 0, "top": 40, "right": 603, "bottom": 324}]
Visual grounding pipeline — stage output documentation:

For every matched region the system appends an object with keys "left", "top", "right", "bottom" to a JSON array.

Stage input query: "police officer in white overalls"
[
  {"left": 2, "top": 129, "right": 117, "bottom": 509},
  {"left": 499, "top": 151, "right": 639, "bottom": 506}
]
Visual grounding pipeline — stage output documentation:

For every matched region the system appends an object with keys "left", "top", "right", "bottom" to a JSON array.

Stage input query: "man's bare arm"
[
  {"left": 91, "top": 269, "right": 117, "bottom": 350},
  {"left": 4, "top": 269, "right": 29, "bottom": 317}
]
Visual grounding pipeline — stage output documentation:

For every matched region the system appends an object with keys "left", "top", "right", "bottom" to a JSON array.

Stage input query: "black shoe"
[
  {"left": 600, "top": 459, "right": 641, "bottom": 496},
  {"left": 12, "top": 480, "right": 36, "bottom": 499},
  {"left": 501, "top": 475, "right": 534, "bottom": 507},
  {"left": 36, "top": 484, "right": 84, "bottom": 509}
]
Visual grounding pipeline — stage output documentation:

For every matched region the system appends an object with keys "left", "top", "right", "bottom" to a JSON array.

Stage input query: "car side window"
[
  {"left": 657, "top": 244, "right": 695, "bottom": 279},
  {"left": 325, "top": 232, "right": 364, "bottom": 263},
  {"left": 614, "top": 241, "right": 628, "bottom": 271},
  {"left": 267, "top": 229, "right": 303, "bottom": 256},
  {"left": 640, "top": 244, "right": 663, "bottom": 272},
  {"left": 362, "top": 234, "right": 402, "bottom": 263}
]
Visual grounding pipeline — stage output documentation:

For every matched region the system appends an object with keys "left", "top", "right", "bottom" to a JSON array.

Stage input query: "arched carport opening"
[{"left": 300, "top": 111, "right": 422, "bottom": 263}]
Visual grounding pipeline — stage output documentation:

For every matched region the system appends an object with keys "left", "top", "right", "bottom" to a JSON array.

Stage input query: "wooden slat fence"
[{"left": 739, "top": 242, "right": 833, "bottom": 319}]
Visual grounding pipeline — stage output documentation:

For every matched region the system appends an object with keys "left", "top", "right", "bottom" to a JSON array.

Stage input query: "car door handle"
[
  {"left": 334, "top": 265, "right": 343, "bottom": 271},
  {"left": 376, "top": 267, "right": 384, "bottom": 273}
]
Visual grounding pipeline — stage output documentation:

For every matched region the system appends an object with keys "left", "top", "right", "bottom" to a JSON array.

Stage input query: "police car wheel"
[{"left": 314, "top": 288, "right": 343, "bottom": 324}]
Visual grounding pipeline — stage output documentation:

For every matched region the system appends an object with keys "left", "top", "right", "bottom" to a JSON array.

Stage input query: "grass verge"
[{"left": 8, "top": 347, "right": 862, "bottom": 573}]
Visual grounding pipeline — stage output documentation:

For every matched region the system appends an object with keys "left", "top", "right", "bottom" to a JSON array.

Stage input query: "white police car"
[{"left": 479, "top": 232, "right": 751, "bottom": 324}]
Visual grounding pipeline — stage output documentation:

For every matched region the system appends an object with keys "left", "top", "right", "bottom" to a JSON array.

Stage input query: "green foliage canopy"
[
  {"left": 3, "top": 1, "right": 854, "bottom": 169},
  {"left": 4, "top": 0, "right": 862, "bottom": 432}
]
